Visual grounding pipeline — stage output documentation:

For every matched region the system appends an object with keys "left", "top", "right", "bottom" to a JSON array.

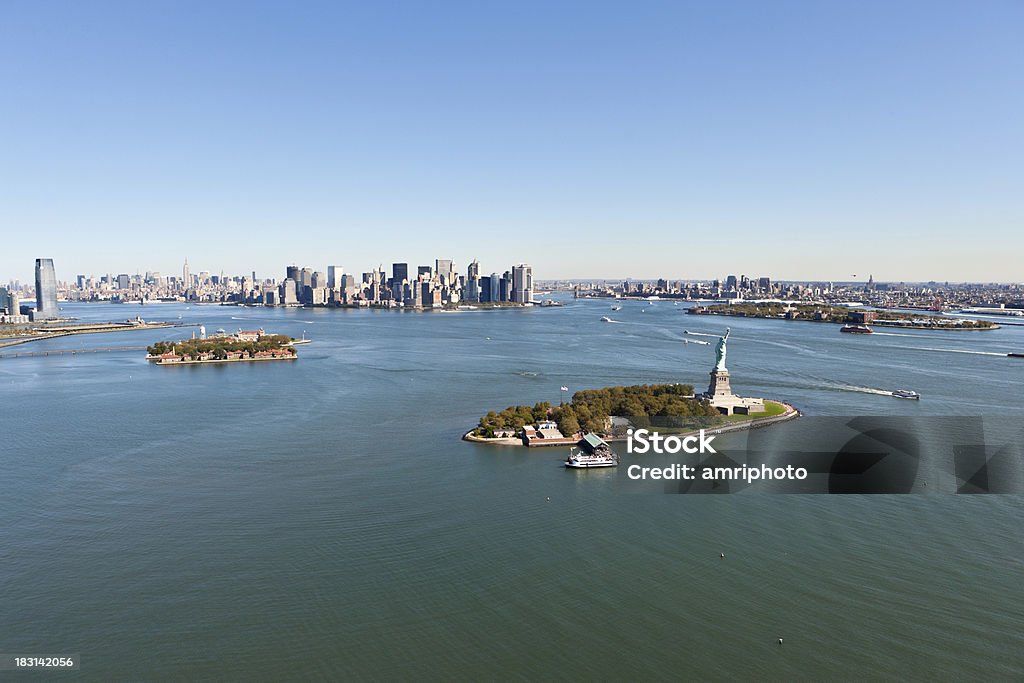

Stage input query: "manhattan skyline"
[{"left": 2, "top": 1, "right": 1022, "bottom": 282}]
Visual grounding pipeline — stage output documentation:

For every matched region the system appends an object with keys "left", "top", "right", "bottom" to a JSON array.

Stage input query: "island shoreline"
[{"left": 464, "top": 401, "right": 801, "bottom": 447}]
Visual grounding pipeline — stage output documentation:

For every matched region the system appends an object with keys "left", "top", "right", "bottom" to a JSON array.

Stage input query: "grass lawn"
[{"left": 720, "top": 399, "right": 788, "bottom": 422}]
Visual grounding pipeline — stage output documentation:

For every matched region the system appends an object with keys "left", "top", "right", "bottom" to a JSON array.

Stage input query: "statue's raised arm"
[{"left": 714, "top": 327, "right": 730, "bottom": 372}]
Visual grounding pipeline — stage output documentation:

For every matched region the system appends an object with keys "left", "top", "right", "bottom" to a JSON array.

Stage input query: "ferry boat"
[
  {"left": 841, "top": 324, "right": 873, "bottom": 334},
  {"left": 891, "top": 389, "right": 920, "bottom": 400},
  {"left": 565, "top": 448, "right": 618, "bottom": 468},
  {"left": 565, "top": 433, "right": 619, "bottom": 468}
]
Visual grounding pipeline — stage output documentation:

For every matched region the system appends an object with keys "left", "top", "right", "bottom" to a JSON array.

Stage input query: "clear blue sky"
[{"left": 2, "top": 0, "right": 1021, "bottom": 283}]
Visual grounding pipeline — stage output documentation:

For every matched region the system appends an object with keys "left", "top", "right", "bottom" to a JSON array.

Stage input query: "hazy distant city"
[
  {"left": 3, "top": 257, "right": 1023, "bottom": 325},
  {"left": 1, "top": 258, "right": 535, "bottom": 320}
]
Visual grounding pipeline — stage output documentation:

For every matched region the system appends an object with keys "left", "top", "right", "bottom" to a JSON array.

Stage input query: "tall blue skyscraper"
[
  {"left": 34, "top": 258, "right": 59, "bottom": 320},
  {"left": 488, "top": 273, "right": 501, "bottom": 303}
]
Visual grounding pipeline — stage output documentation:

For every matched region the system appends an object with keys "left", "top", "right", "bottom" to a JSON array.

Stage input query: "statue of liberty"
[{"left": 714, "top": 328, "right": 730, "bottom": 372}]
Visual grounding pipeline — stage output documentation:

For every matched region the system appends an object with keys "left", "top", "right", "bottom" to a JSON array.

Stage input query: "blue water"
[{"left": 2, "top": 299, "right": 1022, "bottom": 679}]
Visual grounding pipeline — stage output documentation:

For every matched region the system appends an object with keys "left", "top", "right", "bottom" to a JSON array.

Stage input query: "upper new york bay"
[{"left": 2, "top": 297, "right": 1022, "bottom": 680}]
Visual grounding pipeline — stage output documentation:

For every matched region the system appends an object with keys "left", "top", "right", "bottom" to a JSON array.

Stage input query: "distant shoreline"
[
  {"left": 688, "top": 306, "right": 999, "bottom": 331},
  {"left": 0, "top": 321, "right": 180, "bottom": 349}
]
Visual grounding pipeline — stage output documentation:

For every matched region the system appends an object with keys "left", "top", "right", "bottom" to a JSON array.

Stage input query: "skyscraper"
[
  {"left": 0, "top": 286, "right": 13, "bottom": 314},
  {"left": 465, "top": 259, "right": 480, "bottom": 302},
  {"left": 0, "top": 288, "right": 20, "bottom": 320},
  {"left": 488, "top": 273, "right": 501, "bottom": 303},
  {"left": 327, "top": 265, "right": 344, "bottom": 289},
  {"left": 182, "top": 258, "right": 191, "bottom": 289},
  {"left": 500, "top": 271, "right": 511, "bottom": 302},
  {"left": 512, "top": 264, "right": 533, "bottom": 303},
  {"left": 392, "top": 263, "right": 409, "bottom": 284},
  {"left": 34, "top": 258, "right": 59, "bottom": 320},
  {"left": 280, "top": 278, "right": 298, "bottom": 305}
]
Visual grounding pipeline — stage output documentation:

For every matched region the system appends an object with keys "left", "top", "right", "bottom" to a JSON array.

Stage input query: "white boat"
[
  {"left": 565, "top": 433, "right": 619, "bottom": 468},
  {"left": 601, "top": 316, "right": 613, "bottom": 322},
  {"left": 892, "top": 389, "right": 920, "bottom": 400},
  {"left": 565, "top": 447, "right": 618, "bottom": 468}
]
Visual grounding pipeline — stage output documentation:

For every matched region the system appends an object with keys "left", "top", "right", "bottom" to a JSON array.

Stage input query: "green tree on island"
[
  {"left": 474, "top": 383, "right": 719, "bottom": 438},
  {"left": 147, "top": 334, "right": 297, "bottom": 359}
]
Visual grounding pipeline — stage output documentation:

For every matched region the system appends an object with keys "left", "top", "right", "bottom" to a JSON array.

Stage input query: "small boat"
[
  {"left": 565, "top": 446, "right": 618, "bottom": 468},
  {"left": 1008, "top": 353, "right": 1024, "bottom": 358},
  {"left": 601, "top": 316, "right": 613, "bottom": 322},
  {"left": 892, "top": 389, "right": 920, "bottom": 400},
  {"left": 841, "top": 324, "right": 873, "bottom": 334},
  {"left": 611, "top": 305, "right": 621, "bottom": 311}
]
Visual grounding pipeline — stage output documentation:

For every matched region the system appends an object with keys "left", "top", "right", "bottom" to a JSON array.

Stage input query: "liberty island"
[{"left": 469, "top": 326, "right": 796, "bottom": 448}]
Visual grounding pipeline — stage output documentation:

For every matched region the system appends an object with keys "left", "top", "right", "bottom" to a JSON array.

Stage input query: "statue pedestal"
[
  {"left": 707, "top": 369, "right": 733, "bottom": 397},
  {"left": 705, "top": 370, "right": 765, "bottom": 415}
]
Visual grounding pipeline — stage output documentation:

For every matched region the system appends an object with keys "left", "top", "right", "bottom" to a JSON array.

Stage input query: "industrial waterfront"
[{"left": 3, "top": 298, "right": 1023, "bottom": 680}]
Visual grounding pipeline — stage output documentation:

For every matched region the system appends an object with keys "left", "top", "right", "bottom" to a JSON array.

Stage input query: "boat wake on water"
[
  {"left": 910, "top": 347, "right": 1007, "bottom": 357},
  {"left": 869, "top": 331, "right": 938, "bottom": 339},
  {"left": 833, "top": 384, "right": 894, "bottom": 396},
  {"left": 822, "top": 382, "right": 921, "bottom": 399}
]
